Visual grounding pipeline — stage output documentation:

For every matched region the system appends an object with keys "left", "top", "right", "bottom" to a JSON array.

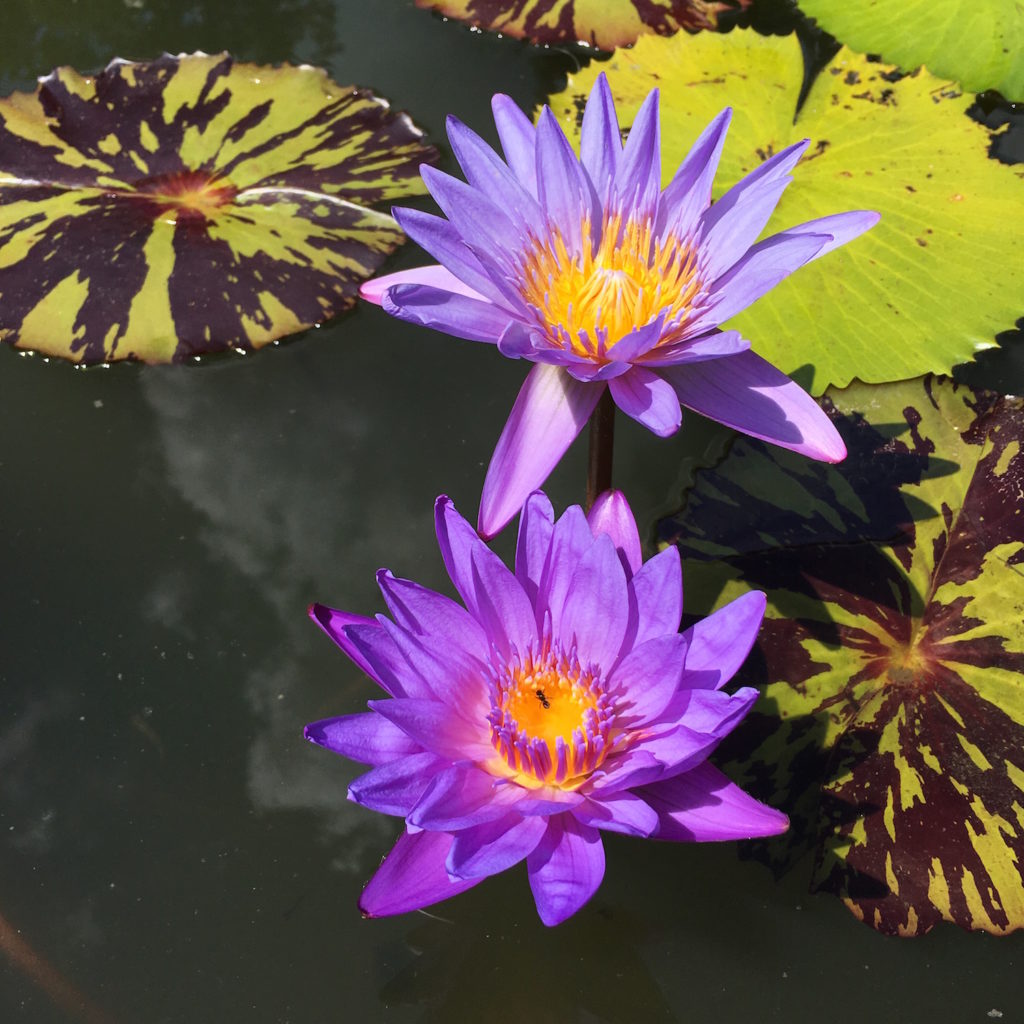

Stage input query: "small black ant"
[{"left": 535, "top": 688, "right": 550, "bottom": 709}]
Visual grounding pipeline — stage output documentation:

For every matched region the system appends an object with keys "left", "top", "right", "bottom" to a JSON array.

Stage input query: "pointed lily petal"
[
  {"left": 304, "top": 713, "right": 422, "bottom": 765},
  {"left": 627, "top": 546, "right": 683, "bottom": 646},
  {"left": 579, "top": 72, "right": 621, "bottom": 201},
  {"left": 409, "top": 765, "right": 521, "bottom": 831},
  {"left": 661, "top": 350, "right": 846, "bottom": 462},
  {"left": 478, "top": 364, "right": 603, "bottom": 539},
  {"left": 527, "top": 816, "right": 605, "bottom": 926},
  {"left": 383, "top": 283, "right": 513, "bottom": 343},
  {"left": 608, "top": 366, "right": 682, "bottom": 437},
  {"left": 535, "top": 107, "right": 596, "bottom": 254},
  {"left": 515, "top": 491, "right": 555, "bottom": 608},
  {"left": 369, "top": 698, "right": 494, "bottom": 763},
  {"left": 613, "top": 89, "right": 660, "bottom": 221},
  {"left": 309, "top": 604, "right": 392, "bottom": 690},
  {"left": 638, "top": 329, "right": 748, "bottom": 368},
  {"left": 359, "top": 829, "right": 482, "bottom": 918},
  {"left": 573, "top": 791, "right": 659, "bottom": 837},
  {"left": 642, "top": 762, "right": 789, "bottom": 841},
  {"left": 536, "top": 503, "right": 593, "bottom": 627},
  {"left": 770, "top": 209, "right": 881, "bottom": 263},
  {"left": 360, "top": 263, "right": 485, "bottom": 305},
  {"left": 348, "top": 751, "right": 446, "bottom": 816},
  {"left": 435, "top": 496, "right": 538, "bottom": 657},
  {"left": 682, "top": 590, "right": 766, "bottom": 689},
  {"left": 447, "top": 813, "right": 547, "bottom": 879},
  {"left": 492, "top": 93, "right": 537, "bottom": 196},
  {"left": 606, "top": 633, "right": 688, "bottom": 727},
  {"left": 587, "top": 489, "right": 642, "bottom": 578}
]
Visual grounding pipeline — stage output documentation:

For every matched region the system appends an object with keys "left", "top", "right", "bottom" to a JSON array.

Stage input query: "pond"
[{"left": 1, "top": 0, "right": 1022, "bottom": 1021}]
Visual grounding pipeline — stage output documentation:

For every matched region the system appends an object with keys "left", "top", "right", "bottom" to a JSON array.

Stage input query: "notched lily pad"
[
  {"left": 0, "top": 52, "right": 437, "bottom": 364},
  {"left": 414, "top": 0, "right": 748, "bottom": 49},
  {"left": 660, "top": 376, "right": 1024, "bottom": 936},
  {"left": 550, "top": 31, "right": 1024, "bottom": 394},
  {"left": 798, "top": 0, "right": 1024, "bottom": 101}
]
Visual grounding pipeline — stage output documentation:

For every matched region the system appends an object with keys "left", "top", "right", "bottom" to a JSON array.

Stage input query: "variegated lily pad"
[
  {"left": 660, "top": 376, "right": 1024, "bottom": 936},
  {"left": 0, "top": 52, "right": 436, "bottom": 364},
  {"left": 414, "top": 0, "right": 748, "bottom": 49}
]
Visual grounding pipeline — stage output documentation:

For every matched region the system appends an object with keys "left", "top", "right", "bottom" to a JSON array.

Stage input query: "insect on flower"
[{"left": 305, "top": 490, "right": 788, "bottom": 926}]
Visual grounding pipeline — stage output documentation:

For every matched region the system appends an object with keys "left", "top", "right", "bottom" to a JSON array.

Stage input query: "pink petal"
[
  {"left": 661, "top": 350, "right": 846, "bottom": 462},
  {"left": 359, "top": 829, "right": 483, "bottom": 918},
  {"left": 478, "top": 364, "right": 603, "bottom": 539},
  {"left": 359, "top": 264, "right": 485, "bottom": 305},
  {"left": 586, "top": 489, "right": 642, "bottom": 578}
]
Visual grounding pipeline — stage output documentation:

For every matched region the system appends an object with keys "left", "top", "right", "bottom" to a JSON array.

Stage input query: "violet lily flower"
[
  {"left": 305, "top": 490, "right": 787, "bottom": 926},
  {"left": 361, "top": 76, "right": 879, "bottom": 538}
]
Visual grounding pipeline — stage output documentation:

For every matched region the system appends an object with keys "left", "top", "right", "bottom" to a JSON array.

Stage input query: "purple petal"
[
  {"left": 636, "top": 688, "right": 759, "bottom": 764},
  {"left": 309, "top": 604, "right": 394, "bottom": 691},
  {"left": 497, "top": 322, "right": 545, "bottom": 360},
  {"left": 661, "top": 350, "right": 846, "bottom": 462},
  {"left": 613, "top": 89, "right": 661, "bottom": 221},
  {"left": 556, "top": 532, "right": 630, "bottom": 670},
  {"left": 446, "top": 813, "right": 547, "bottom": 879},
  {"left": 603, "top": 313, "right": 668, "bottom": 364},
  {"left": 692, "top": 231, "right": 830, "bottom": 330},
  {"left": 478, "top": 365, "right": 603, "bottom": 539},
  {"left": 376, "top": 570, "right": 489, "bottom": 661},
  {"left": 641, "top": 762, "right": 788, "bottom": 842},
  {"left": 382, "top": 283, "right": 513, "bottom": 343},
  {"left": 697, "top": 139, "right": 810, "bottom": 280},
  {"left": 515, "top": 491, "right": 555, "bottom": 608},
  {"left": 771, "top": 210, "right": 881, "bottom": 263},
  {"left": 369, "top": 697, "right": 494, "bottom": 763},
  {"left": 579, "top": 72, "right": 621, "bottom": 201},
  {"left": 359, "top": 829, "right": 482, "bottom": 918},
  {"left": 492, "top": 93, "right": 537, "bottom": 196},
  {"left": 627, "top": 546, "right": 683, "bottom": 646},
  {"left": 409, "top": 765, "right": 521, "bottom": 831},
  {"left": 608, "top": 366, "right": 682, "bottom": 437},
  {"left": 682, "top": 590, "right": 766, "bottom": 690},
  {"left": 527, "top": 816, "right": 605, "bottom": 926},
  {"left": 638, "top": 329, "right": 749, "bottom": 368},
  {"left": 447, "top": 114, "right": 543, "bottom": 231},
  {"left": 588, "top": 748, "right": 670, "bottom": 794},
  {"left": 392, "top": 207, "right": 517, "bottom": 306},
  {"left": 606, "top": 633, "right": 688, "bottom": 727},
  {"left": 535, "top": 106, "right": 596, "bottom": 254},
  {"left": 586, "top": 489, "right": 642, "bottom": 578},
  {"left": 360, "top": 263, "right": 485, "bottom": 307},
  {"left": 573, "top": 791, "right": 659, "bottom": 837},
  {"left": 342, "top": 620, "right": 432, "bottom": 699},
  {"left": 304, "top": 712, "right": 422, "bottom": 765},
  {"left": 536, "top": 502, "right": 593, "bottom": 628},
  {"left": 349, "top": 751, "right": 446, "bottom": 816},
  {"left": 656, "top": 107, "right": 731, "bottom": 243},
  {"left": 435, "top": 496, "right": 538, "bottom": 657}
]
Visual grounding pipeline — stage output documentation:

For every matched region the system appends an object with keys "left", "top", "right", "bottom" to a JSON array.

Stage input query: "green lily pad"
[
  {"left": 549, "top": 30, "right": 1024, "bottom": 395},
  {"left": 659, "top": 376, "right": 1024, "bottom": 936},
  {"left": 0, "top": 52, "right": 436, "bottom": 364},
  {"left": 798, "top": 0, "right": 1024, "bottom": 101},
  {"left": 414, "top": 0, "right": 748, "bottom": 48}
]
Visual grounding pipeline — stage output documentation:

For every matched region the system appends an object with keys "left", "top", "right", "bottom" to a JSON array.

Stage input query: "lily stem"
[{"left": 586, "top": 388, "right": 616, "bottom": 512}]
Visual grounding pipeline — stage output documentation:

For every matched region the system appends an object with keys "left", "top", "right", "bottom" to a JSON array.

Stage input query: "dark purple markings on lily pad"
[
  {"left": 0, "top": 52, "right": 437, "bottom": 363},
  {"left": 661, "top": 377, "right": 1024, "bottom": 935}
]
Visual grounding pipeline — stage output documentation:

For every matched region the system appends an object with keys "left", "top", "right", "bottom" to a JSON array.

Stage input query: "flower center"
[
  {"left": 519, "top": 211, "right": 701, "bottom": 359},
  {"left": 487, "top": 643, "right": 613, "bottom": 787}
]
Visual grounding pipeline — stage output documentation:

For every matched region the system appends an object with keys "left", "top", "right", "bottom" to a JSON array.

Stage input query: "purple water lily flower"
[
  {"left": 361, "top": 76, "right": 879, "bottom": 538},
  {"left": 305, "top": 490, "right": 787, "bottom": 926}
]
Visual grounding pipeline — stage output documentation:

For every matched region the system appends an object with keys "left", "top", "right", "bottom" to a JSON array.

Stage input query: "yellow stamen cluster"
[{"left": 519, "top": 211, "right": 701, "bottom": 359}]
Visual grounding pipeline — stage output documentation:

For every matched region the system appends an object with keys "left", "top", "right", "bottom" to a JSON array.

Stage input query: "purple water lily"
[
  {"left": 305, "top": 490, "right": 787, "bottom": 926},
  {"left": 361, "top": 76, "right": 879, "bottom": 538}
]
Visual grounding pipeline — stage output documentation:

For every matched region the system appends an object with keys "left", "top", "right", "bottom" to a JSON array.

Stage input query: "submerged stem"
[{"left": 586, "top": 388, "right": 616, "bottom": 511}]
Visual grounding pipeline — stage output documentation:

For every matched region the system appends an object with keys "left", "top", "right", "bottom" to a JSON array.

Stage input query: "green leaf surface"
[
  {"left": 414, "top": 0, "right": 747, "bottom": 48},
  {"left": 0, "top": 52, "right": 436, "bottom": 364},
  {"left": 660, "top": 376, "right": 1024, "bottom": 935},
  {"left": 549, "top": 30, "right": 1024, "bottom": 394},
  {"left": 798, "top": 0, "right": 1024, "bottom": 101}
]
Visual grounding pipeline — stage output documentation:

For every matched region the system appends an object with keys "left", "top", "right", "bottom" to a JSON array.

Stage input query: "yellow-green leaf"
[
  {"left": 0, "top": 53, "right": 437, "bottom": 364},
  {"left": 660, "top": 376, "right": 1024, "bottom": 936},
  {"left": 798, "top": 0, "right": 1024, "bottom": 100},
  {"left": 548, "top": 30, "right": 1024, "bottom": 394},
  {"left": 414, "top": 0, "right": 747, "bottom": 48}
]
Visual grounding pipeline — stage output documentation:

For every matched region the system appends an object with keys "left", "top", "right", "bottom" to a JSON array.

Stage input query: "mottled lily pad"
[
  {"left": 798, "top": 0, "right": 1024, "bottom": 100},
  {"left": 0, "top": 52, "right": 436, "bottom": 364},
  {"left": 550, "top": 30, "right": 1024, "bottom": 394},
  {"left": 660, "top": 376, "right": 1024, "bottom": 936},
  {"left": 414, "top": 0, "right": 747, "bottom": 49}
]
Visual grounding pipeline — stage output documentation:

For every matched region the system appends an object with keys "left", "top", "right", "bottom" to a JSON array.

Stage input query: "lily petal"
[
  {"left": 608, "top": 366, "right": 682, "bottom": 437},
  {"left": 586, "top": 489, "right": 642, "bottom": 578},
  {"left": 383, "top": 283, "right": 513, "bottom": 343},
  {"left": 447, "top": 813, "right": 547, "bottom": 879},
  {"left": 304, "top": 712, "right": 422, "bottom": 765},
  {"left": 527, "top": 816, "right": 605, "bottom": 926}
]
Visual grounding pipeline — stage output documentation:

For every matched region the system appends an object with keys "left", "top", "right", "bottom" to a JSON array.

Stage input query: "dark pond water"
[{"left": 1, "top": 1, "right": 1021, "bottom": 1021}]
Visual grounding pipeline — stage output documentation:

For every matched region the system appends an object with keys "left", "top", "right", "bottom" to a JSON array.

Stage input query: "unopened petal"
[{"left": 586, "top": 489, "right": 642, "bottom": 578}]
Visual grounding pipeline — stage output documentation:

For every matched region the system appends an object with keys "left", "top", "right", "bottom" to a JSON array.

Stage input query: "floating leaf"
[
  {"left": 0, "top": 52, "right": 436, "bottom": 364},
  {"left": 414, "top": 0, "right": 747, "bottom": 49},
  {"left": 659, "top": 376, "right": 1024, "bottom": 936},
  {"left": 549, "top": 30, "right": 1024, "bottom": 394},
  {"left": 798, "top": 0, "right": 1024, "bottom": 101}
]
